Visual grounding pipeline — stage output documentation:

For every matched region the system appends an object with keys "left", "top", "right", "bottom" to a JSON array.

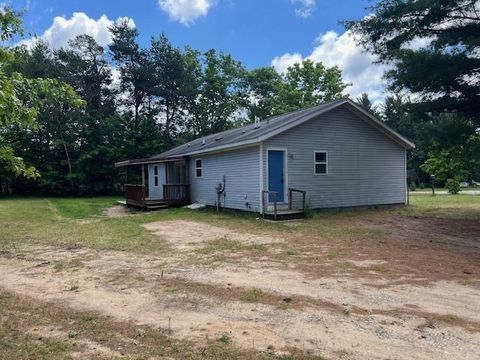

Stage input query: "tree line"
[
  {"left": 347, "top": 0, "right": 480, "bottom": 192},
  {"left": 1, "top": 1, "right": 479, "bottom": 195}
]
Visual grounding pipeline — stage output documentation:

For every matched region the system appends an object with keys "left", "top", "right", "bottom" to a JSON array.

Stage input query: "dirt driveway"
[{"left": 1, "top": 213, "right": 479, "bottom": 359}]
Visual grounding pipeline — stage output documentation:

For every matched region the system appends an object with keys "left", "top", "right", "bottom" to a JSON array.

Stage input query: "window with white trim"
[
  {"left": 314, "top": 151, "right": 328, "bottom": 175},
  {"left": 153, "top": 165, "right": 159, "bottom": 186},
  {"left": 195, "top": 159, "right": 202, "bottom": 177}
]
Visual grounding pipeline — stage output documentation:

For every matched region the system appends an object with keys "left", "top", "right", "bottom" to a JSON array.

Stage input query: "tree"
[
  {"left": 346, "top": 0, "right": 480, "bottom": 124},
  {"left": 421, "top": 146, "right": 471, "bottom": 190},
  {"left": 0, "top": 8, "right": 83, "bottom": 185},
  {"left": 244, "top": 67, "right": 283, "bottom": 122},
  {"left": 57, "top": 35, "right": 114, "bottom": 114},
  {"left": 109, "top": 20, "right": 157, "bottom": 157},
  {"left": 187, "top": 49, "right": 247, "bottom": 136},
  {"left": 149, "top": 35, "right": 194, "bottom": 146},
  {"left": 275, "top": 60, "right": 349, "bottom": 114},
  {"left": 55, "top": 35, "right": 120, "bottom": 193},
  {"left": 355, "top": 93, "right": 380, "bottom": 117}
]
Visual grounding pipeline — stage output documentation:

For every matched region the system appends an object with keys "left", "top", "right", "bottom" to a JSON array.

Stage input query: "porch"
[
  {"left": 116, "top": 157, "right": 191, "bottom": 210},
  {"left": 261, "top": 188, "right": 307, "bottom": 221}
]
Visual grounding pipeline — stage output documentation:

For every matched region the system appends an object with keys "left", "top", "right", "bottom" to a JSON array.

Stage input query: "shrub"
[
  {"left": 419, "top": 182, "right": 425, "bottom": 189},
  {"left": 303, "top": 202, "right": 314, "bottom": 219},
  {"left": 409, "top": 182, "right": 417, "bottom": 191},
  {"left": 445, "top": 178, "right": 461, "bottom": 194}
]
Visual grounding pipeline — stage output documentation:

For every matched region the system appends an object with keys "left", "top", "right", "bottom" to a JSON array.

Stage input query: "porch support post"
[{"left": 141, "top": 164, "right": 145, "bottom": 200}]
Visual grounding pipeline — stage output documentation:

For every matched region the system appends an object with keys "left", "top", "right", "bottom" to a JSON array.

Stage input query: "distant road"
[{"left": 411, "top": 190, "right": 480, "bottom": 195}]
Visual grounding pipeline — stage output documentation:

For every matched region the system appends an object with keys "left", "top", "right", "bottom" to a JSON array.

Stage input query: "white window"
[
  {"left": 153, "top": 165, "right": 159, "bottom": 187},
  {"left": 195, "top": 159, "right": 202, "bottom": 177},
  {"left": 314, "top": 151, "right": 328, "bottom": 175}
]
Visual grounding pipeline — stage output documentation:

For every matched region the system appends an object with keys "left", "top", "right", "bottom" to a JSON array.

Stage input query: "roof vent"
[
  {"left": 254, "top": 117, "right": 261, "bottom": 129},
  {"left": 201, "top": 138, "right": 206, "bottom": 146},
  {"left": 215, "top": 136, "right": 223, "bottom": 141}
]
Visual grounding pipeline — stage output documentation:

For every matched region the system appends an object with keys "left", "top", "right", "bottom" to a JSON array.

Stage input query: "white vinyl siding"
[
  {"left": 189, "top": 146, "right": 260, "bottom": 212},
  {"left": 262, "top": 106, "right": 406, "bottom": 209}
]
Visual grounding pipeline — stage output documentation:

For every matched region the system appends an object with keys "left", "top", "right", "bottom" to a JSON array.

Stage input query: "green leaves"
[
  {"left": 0, "top": 7, "right": 23, "bottom": 41},
  {"left": 346, "top": 0, "right": 480, "bottom": 123},
  {"left": 245, "top": 60, "right": 349, "bottom": 121},
  {"left": 0, "top": 9, "right": 84, "bottom": 182},
  {"left": 0, "top": 145, "right": 39, "bottom": 179}
]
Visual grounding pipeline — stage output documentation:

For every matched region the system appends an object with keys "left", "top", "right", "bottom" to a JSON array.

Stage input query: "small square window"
[
  {"left": 315, "top": 152, "right": 326, "bottom": 163},
  {"left": 314, "top": 151, "right": 328, "bottom": 175},
  {"left": 195, "top": 159, "right": 202, "bottom": 177},
  {"left": 315, "top": 163, "right": 326, "bottom": 174}
]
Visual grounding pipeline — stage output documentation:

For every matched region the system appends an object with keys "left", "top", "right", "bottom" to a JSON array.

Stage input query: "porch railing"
[
  {"left": 262, "top": 190, "right": 279, "bottom": 220},
  {"left": 125, "top": 184, "right": 146, "bottom": 207},
  {"left": 262, "top": 188, "right": 307, "bottom": 220},
  {"left": 288, "top": 188, "right": 306, "bottom": 211},
  {"left": 163, "top": 184, "right": 190, "bottom": 205}
]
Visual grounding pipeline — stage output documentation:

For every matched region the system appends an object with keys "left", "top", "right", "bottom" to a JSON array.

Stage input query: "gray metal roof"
[{"left": 116, "top": 98, "right": 414, "bottom": 167}]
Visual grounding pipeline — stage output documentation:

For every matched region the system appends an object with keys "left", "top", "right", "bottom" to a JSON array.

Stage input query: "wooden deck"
[
  {"left": 124, "top": 184, "right": 190, "bottom": 210},
  {"left": 262, "top": 187, "right": 307, "bottom": 221}
]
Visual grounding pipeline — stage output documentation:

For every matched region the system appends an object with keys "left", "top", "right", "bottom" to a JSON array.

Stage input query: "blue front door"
[{"left": 268, "top": 150, "right": 285, "bottom": 202}]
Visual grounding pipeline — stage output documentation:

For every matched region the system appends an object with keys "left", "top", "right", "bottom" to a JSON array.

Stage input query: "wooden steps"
[
  {"left": 263, "top": 209, "right": 305, "bottom": 221},
  {"left": 145, "top": 199, "right": 168, "bottom": 211}
]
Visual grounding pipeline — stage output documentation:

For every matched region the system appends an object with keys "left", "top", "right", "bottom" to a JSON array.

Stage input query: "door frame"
[{"left": 266, "top": 147, "right": 288, "bottom": 204}]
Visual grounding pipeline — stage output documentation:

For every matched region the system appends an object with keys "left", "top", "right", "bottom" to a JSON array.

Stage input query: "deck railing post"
[
  {"left": 273, "top": 192, "right": 278, "bottom": 221},
  {"left": 288, "top": 188, "right": 292, "bottom": 210},
  {"left": 262, "top": 191, "right": 265, "bottom": 219}
]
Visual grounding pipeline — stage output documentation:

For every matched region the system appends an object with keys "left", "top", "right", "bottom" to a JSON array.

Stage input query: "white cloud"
[
  {"left": 18, "top": 12, "right": 135, "bottom": 49},
  {"left": 271, "top": 52, "right": 303, "bottom": 74},
  {"left": 291, "top": 0, "right": 316, "bottom": 18},
  {"left": 271, "top": 30, "right": 388, "bottom": 104},
  {"left": 158, "top": 0, "right": 213, "bottom": 26}
]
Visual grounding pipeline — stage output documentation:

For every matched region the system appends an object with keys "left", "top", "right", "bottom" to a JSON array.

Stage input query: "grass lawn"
[
  {"left": 0, "top": 195, "right": 479, "bottom": 359},
  {"left": 404, "top": 194, "right": 480, "bottom": 220},
  {"left": 1, "top": 194, "right": 479, "bottom": 254}
]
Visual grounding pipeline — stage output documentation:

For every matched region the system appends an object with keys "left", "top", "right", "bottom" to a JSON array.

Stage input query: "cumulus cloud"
[
  {"left": 272, "top": 30, "right": 388, "bottom": 103},
  {"left": 18, "top": 12, "right": 135, "bottom": 49},
  {"left": 271, "top": 52, "right": 303, "bottom": 74},
  {"left": 291, "top": 0, "right": 316, "bottom": 18},
  {"left": 158, "top": 0, "right": 213, "bottom": 26}
]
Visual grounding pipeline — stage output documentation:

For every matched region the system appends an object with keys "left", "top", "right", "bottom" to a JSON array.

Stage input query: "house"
[{"left": 115, "top": 98, "right": 415, "bottom": 218}]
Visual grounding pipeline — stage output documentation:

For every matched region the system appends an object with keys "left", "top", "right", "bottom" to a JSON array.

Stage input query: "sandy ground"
[
  {"left": 143, "top": 220, "right": 283, "bottom": 250},
  {"left": 1, "top": 218, "right": 480, "bottom": 359}
]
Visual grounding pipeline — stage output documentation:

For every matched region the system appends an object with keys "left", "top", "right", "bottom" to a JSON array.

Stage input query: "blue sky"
[{"left": 10, "top": 0, "right": 385, "bottom": 101}]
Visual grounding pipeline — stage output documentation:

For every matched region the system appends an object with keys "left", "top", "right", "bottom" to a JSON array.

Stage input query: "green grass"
[
  {"left": 403, "top": 194, "right": 480, "bottom": 220},
  {"left": 0, "top": 197, "right": 286, "bottom": 254},
  {"left": 1, "top": 194, "right": 479, "bottom": 255}
]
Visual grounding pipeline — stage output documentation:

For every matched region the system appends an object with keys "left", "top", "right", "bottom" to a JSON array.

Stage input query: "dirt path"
[{"left": 1, "top": 235, "right": 479, "bottom": 360}]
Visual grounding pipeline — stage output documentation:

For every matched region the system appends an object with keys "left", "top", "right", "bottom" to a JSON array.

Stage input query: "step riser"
[{"left": 264, "top": 213, "right": 305, "bottom": 221}]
